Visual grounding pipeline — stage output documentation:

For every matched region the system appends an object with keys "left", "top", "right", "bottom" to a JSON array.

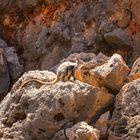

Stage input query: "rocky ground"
[{"left": 0, "top": 0, "right": 140, "bottom": 140}]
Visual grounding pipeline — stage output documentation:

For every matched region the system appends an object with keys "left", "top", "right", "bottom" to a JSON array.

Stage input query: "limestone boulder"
[
  {"left": 10, "top": 70, "right": 57, "bottom": 94},
  {"left": 0, "top": 70, "right": 114, "bottom": 140},
  {"left": 74, "top": 53, "right": 129, "bottom": 91},
  {"left": 127, "top": 57, "right": 140, "bottom": 82},
  {"left": 109, "top": 79, "right": 140, "bottom": 140},
  {"left": 90, "top": 53, "right": 129, "bottom": 91},
  {"left": 53, "top": 122, "right": 100, "bottom": 140}
]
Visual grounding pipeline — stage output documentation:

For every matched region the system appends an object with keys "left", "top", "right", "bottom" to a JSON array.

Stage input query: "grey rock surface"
[
  {"left": 0, "top": 70, "right": 114, "bottom": 140},
  {"left": 0, "top": 48, "right": 10, "bottom": 101},
  {"left": 53, "top": 121, "right": 100, "bottom": 140},
  {"left": 104, "top": 28, "right": 132, "bottom": 49},
  {"left": 4, "top": 47, "right": 23, "bottom": 81},
  {"left": 109, "top": 79, "right": 140, "bottom": 140}
]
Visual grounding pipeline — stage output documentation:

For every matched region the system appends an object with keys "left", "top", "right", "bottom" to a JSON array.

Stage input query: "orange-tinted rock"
[
  {"left": 127, "top": 56, "right": 140, "bottom": 82},
  {"left": 90, "top": 53, "right": 129, "bottom": 90},
  {"left": 75, "top": 53, "right": 129, "bottom": 91},
  {"left": 66, "top": 122, "right": 100, "bottom": 140},
  {"left": 74, "top": 53, "right": 109, "bottom": 87},
  {"left": 53, "top": 122, "right": 100, "bottom": 140}
]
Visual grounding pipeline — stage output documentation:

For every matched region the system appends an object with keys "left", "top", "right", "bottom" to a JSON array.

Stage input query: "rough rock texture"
[
  {"left": 0, "top": 39, "right": 23, "bottom": 101},
  {"left": 74, "top": 53, "right": 129, "bottom": 91},
  {"left": 73, "top": 53, "right": 109, "bottom": 87},
  {"left": 0, "top": 0, "right": 135, "bottom": 71},
  {"left": 0, "top": 0, "right": 140, "bottom": 139},
  {"left": 53, "top": 121, "right": 100, "bottom": 140},
  {"left": 131, "top": 0, "right": 140, "bottom": 60},
  {"left": 90, "top": 53, "right": 130, "bottom": 91},
  {"left": 4, "top": 47, "right": 23, "bottom": 81},
  {"left": 0, "top": 48, "right": 10, "bottom": 101},
  {"left": 127, "top": 57, "right": 140, "bottom": 82},
  {"left": 51, "top": 52, "right": 109, "bottom": 73},
  {"left": 109, "top": 79, "right": 140, "bottom": 140},
  {"left": 104, "top": 28, "right": 132, "bottom": 49},
  {"left": 95, "top": 111, "right": 110, "bottom": 140},
  {"left": 62, "top": 52, "right": 109, "bottom": 64},
  {"left": 0, "top": 70, "right": 114, "bottom": 140}
]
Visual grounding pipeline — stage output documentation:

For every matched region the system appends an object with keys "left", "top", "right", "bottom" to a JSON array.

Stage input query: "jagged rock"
[
  {"left": 0, "top": 70, "right": 114, "bottom": 140},
  {"left": 73, "top": 53, "right": 109, "bottom": 88},
  {"left": 104, "top": 28, "right": 132, "bottom": 49},
  {"left": 51, "top": 52, "right": 109, "bottom": 73},
  {"left": 66, "top": 122, "right": 100, "bottom": 140},
  {"left": 4, "top": 47, "right": 23, "bottom": 81},
  {"left": 0, "top": 48, "right": 10, "bottom": 101},
  {"left": 62, "top": 52, "right": 109, "bottom": 63},
  {"left": 90, "top": 53, "right": 129, "bottom": 91},
  {"left": 63, "top": 52, "right": 93, "bottom": 62},
  {"left": 0, "top": 0, "right": 134, "bottom": 71},
  {"left": 108, "top": 133, "right": 122, "bottom": 140},
  {"left": 0, "top": 0, "right": 40, "bottom": 12},
  {"left": 70, "top": 33, "right": 88, "bottom": 53},
  {"left": 22, "top": 24, "right": 49, "bottom": 61},
  {"left": 16, "top": 0, "right": 40, "bottom": 11},
  {"left": 40, "top": 23, "right": 71, "bottom": 70},
  {"left": 130, "top": 1, "right": 140, "bottom": 61},
  {"left": 109, "top": 79, "right": 140, "bottom": 140},
  {"left": 21, "top": 21, "right": 71, "bottom": 70},
  {"left": 95, "top": 111, "right": 110, "bottom": 140},
  {"left": 0, "top": 39, "right": 8, "bottom": 48},
  {"left": 131, "top": 0, "right": 140, "bottom": 26},
  {"left": 74, "top": 53, "right": 129, "bottom": 91},
  {"left": 133, "top": 32, "right": 140, "bottom": 61},
  {"left": 117, "top": 9, "right": 132, "bottom": 28},
  {"left": 53, "top": 122, "right": 100, "bottom": 140},
  {"left": 127, "top": 57, "right": 140, "bottom": 82}
]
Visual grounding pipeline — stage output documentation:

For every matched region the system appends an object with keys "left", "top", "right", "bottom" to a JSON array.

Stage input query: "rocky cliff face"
[
  {"left": 0, "top": 0, "right": 136, "bottom": 70},
  {"left": 0, "top": 0, "right": 137, "bottom": 99},
  {"left": 0, "top": 0, "right": 140, "bottom": 140},
  {"left": 0, "top": 54, "right": 139, "bottom": 140}
]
